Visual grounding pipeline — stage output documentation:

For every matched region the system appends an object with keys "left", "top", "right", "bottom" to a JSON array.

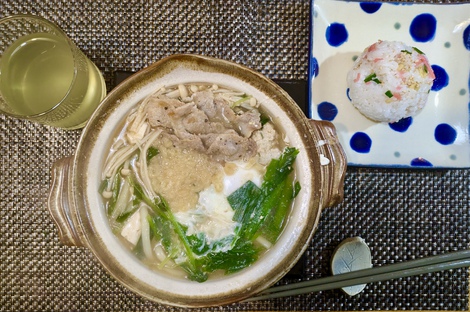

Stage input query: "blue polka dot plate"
[{"left": 308, "top": 0, "right": 470, "bottom": 168}]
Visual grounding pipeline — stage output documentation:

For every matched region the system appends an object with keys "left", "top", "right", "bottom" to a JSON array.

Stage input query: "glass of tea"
[{"left": 0, "top": 15, "right": 106, "bottom": 129}]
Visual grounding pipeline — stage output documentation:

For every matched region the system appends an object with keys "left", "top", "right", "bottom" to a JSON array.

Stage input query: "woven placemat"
[{"left": 1, "top": 0, "right": 469, "bottom": 311}]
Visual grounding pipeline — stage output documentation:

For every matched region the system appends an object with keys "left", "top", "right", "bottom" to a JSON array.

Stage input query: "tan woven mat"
[{"left": 1, "top": 0, "right": 469, "bottom": 311}]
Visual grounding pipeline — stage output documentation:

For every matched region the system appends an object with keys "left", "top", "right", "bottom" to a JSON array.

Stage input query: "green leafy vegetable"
[
  {"left": 185, "top": 233, "right": 259, "bottom": 274},
  {"left": 202, "top": 240, "right": 259, "bottom": 274},
  {"left": 229, "top": 180, "right": 262, "bottom": 238},
  {"left": 401, "top": 49, "right": 412, "bottom": 55},
  {"left": 228, "top": 147, "right": 299, "bottom": 244},
  {"left": 147, "top": 215, "right": 160, "bottom": 240},
  {"left": 262, "top": 147, "right": 298, "bottom": 192},
  {"left": 98, "top": 178, "right": 109, "bottom": 194},
  {"left": 103, "top": 147, "right": 300, "bottom": 283},
  {"left": 107, "top": 173, "right": 122, "bottom": 216},
  {"left": 132, "top": 237, "right": 145, "bottom": 260},
  {"left": 132, "top": 181, "right": 208, "bottom": 282},
  {"left": 116, "top": 207, "right": 138, "bottom": 223},
  {"left": 260, "top": 180, "right": 301, "bottom": 243},
  {"left": 260, "top": 114, "right": 271, "bottom": 126},
  {"left": 146, "top": 146, "right": 159, "bottom": 163},
  {"left": 385, "top": 90, "right": 394, "bottom": 98}
]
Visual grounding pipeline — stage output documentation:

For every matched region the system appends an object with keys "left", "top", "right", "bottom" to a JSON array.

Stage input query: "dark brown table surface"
[{"left": 1, "top": 0, "right": 469, "bottom": 311}]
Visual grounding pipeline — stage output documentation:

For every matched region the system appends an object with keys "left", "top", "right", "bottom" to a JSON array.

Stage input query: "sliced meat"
[
  {"left": 146, "top": 98, "right": 184, "bottom": 128},
  {"left": 193, "top": 90, "right": 217, "bottom": 119},
  {"left": 206, "top": 132, "right": 257, "bottom": 162},
  {"left": 145, "top": 90, "right": 261, "bottom": 163},
  {"left": 235, "top": 109, "right": 261, "bottom": 137}
]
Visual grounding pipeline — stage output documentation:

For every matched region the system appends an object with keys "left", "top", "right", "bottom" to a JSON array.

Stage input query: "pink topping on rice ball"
[{"left": 347, "top": 40, "right": 435, "bottom": 123}]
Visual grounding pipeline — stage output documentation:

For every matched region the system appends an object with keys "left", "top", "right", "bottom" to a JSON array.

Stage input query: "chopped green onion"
[
  {"left": 232, "top": 94, "right": 251, "bottom": 107},
  {"left": 364, "top": 73, "right": 381, "bottom": 84},
  {"left": 401, "top": 49, "right": 412, "bottom": 55},
  {"left": 364, "top": 73, "right": 376, "bottom": 82},
  {"left": 413, "top": 47, "right": 425, "bottom": 55},
  {"left": 423, "top": 64, "right": 428, "bottom": 74},
  {"left": 385, "top": 90, "right": 394, "bottom": 98},
  {"left": 98, "top": 178, "right": 110, "bottom": 194},
  {"left": 116, "top": 206, "right": 138, "bottom": 223},
  {"left": 260, "top": 114, "right": 270, "bottom": 126},
  {"left": 107, "top": 173, "right": 122, "bottom": 216},
  {"left": 293, "top": 181, "right": 301, "bottom": 197}
]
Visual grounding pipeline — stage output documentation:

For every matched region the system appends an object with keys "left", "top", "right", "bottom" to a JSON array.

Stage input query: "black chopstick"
[{"left": 244, "top": 250, "right": 470, "bottom": 302}]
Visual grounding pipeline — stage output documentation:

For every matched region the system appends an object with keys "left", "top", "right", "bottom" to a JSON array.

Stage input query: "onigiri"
[{"left": 347, "top": 40, "right": 435, "bottom": 123}]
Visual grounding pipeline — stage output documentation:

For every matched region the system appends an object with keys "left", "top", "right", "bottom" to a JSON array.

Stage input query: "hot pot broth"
[{"left": 100, "top": 83, "right": 300, "bottom": 282}]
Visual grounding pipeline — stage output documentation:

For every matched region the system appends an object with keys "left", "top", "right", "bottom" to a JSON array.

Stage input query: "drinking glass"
[{"left": 0, "top": 15, "right": 106, "bottom": 129}]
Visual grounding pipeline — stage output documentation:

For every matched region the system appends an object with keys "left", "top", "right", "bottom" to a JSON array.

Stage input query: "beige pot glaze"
[{"left": 48, "top": 54, "right": 347, "bottom": 307}]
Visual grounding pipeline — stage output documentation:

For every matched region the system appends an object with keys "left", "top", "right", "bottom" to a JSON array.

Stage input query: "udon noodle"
[{"left": 100, "top": 83, "right": 300, "bottom": 282}]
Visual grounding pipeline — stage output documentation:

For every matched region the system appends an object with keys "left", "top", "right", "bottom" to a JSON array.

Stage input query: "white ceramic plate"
[{"left": 309, "top": 0, "right": 470, "bottom": 168}]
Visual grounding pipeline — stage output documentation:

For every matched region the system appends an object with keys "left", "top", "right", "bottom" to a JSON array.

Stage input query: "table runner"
[{"left": 1, "top": 0, "right": 468, "bottom": 311}]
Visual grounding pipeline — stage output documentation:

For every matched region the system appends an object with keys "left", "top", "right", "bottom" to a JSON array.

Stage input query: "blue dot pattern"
[
  {"left": 411, "top": 157, "right": 433, "bottom": 167},
  {"left": 434, "top": 123, "right": 457, "bottom": 145},
  {"left": 431, "top": 65, "right": 449, "bottom": 92},
  {"left": 309, "top": 0, "right": 470, "bottom": 167},
  {"left": 360, "top": 2, "right": 382, "bottom": 14},
  {"left": 310, "top": 57, "right": 319, "bottom": 78},
  {"left": 389, "top": 117, "right": 413, "bottom": 132},
  {"left": 409, "top": 13, "right": 437, "bottom": 42},
  {"left": 326, "top": 23, "right": 348, "bottom": 47},
  {"left": 350, "top": 132, "right": 372, "bottom": 153},
  {"left": 317, "top": 102, "right": 338, "bottom": 121},
  {"left": 464, "top": 25, "right": 470, "bottom": 51}
]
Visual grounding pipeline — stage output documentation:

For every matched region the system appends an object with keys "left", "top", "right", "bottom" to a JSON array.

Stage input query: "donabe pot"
[{"left": 48, "top": 54, "right": 346, "bottom": 307}]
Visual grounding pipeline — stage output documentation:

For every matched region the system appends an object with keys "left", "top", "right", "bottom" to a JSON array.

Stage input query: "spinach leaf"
[
  {"left": 203, "top": 240, "right": 259, "bottom": 274},
  {"left": 262, "top": 147, "right": 299, "bottom": 193},
  {"left": 260, "top": 180, "right": 301, "bottom": 243},
  {"left": 229, "top": 180, "right": 263, "bottom": 242},
  {"left": 228, "top": 147, "right": 299, "bottom": 244},
  {"left": 185, "top": 232, "right": 259, "bottom": 275}
]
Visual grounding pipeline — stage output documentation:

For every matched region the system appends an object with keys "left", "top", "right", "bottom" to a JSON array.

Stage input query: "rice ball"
[{"left": 347, "top": 40, "right": 435, "bottom": 123}]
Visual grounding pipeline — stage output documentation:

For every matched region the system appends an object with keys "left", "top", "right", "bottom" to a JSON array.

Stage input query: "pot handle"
[
  {"left": 308, "top": 119, "right": 347, "bottom": 209},
  {"left": 47, "top": 155, "right": 86, "bottom": 247}
]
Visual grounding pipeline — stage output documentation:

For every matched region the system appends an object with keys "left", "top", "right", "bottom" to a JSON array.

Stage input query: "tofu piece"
[{"left": 120, "top": 208, "right": 142, "bottom": 245}]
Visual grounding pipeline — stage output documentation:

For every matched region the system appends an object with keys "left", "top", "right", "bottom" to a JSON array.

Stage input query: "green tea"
[{"left": 0, "top": 33, "right": 106, "bottom": 128}]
